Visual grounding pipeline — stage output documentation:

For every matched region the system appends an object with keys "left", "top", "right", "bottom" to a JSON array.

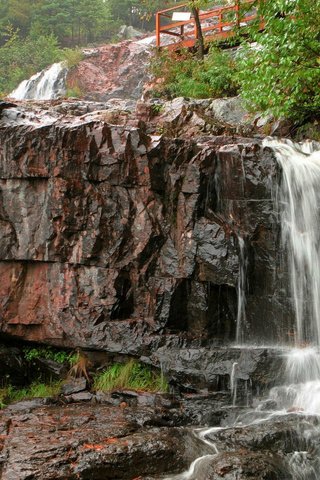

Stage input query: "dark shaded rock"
[
  {"left": 0, "top": 343, "right": 28, "bottom": 386},
  {"left": 207, "top": 414, "right": 320, "bottom": 454},
  {"left": 149, "top": 346, "right": 285, "bottom": 396},
  {"left": 31, "top": 357, "right": 66, "bottom": 380},
  {"left": 0, "top": 102, "right": 16, "bottom": 114},
  {"left": 65, "top": 391, "right": 93, "bottom": 403},
  {"left": 203, "top": 450, "right": 290, "bottom": 480},
  {"left": 61, "top": 378, "right": 88, "bottom": 395}
]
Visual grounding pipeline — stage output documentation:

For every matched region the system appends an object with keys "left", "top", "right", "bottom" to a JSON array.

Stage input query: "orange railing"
[{"left": 156, "top": 1, "right": 260, "bottom": 49}]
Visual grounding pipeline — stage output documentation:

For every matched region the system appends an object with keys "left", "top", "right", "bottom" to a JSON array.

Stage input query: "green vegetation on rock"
[
  {"left": 94, "top": 360, "right": 169, "bottom": 393},
  {"left": 0, "top": 28, "right": 62, "bottom": 96},
  {"left": 23, "top": 346, "right": 78, "bottom": 366},
  {"left": 0, "top": 381, "right": 61, "bottom": 409},
  {"left": 150, "top": 47, "right": 239, "bottom": 99}
]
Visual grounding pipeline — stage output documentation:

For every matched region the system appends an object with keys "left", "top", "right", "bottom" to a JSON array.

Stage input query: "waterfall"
[
  {"left": 9, "top": 62, "right": 67, "bottom": 101},
  {"left": 264, "top": 138, "right": 320, "bottom": 346},
  {"left": 264, "top": 138, "right": 320, "bottom": 417},
  {"left": 230, "top": 361, "right": 238, "bottom": 406},
  {"left": 162, "top": 139, "right": 320, "bottom": 480}
]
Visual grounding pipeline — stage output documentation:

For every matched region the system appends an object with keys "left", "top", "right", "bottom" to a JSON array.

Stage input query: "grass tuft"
[
  {"left": 0, "top": 381, "right": 61, "bottom": 409},
  {"left": 94, "top": 360, "right": 168, "bottom": 393}
]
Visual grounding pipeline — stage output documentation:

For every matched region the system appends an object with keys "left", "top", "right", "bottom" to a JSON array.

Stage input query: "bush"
[
  {"left": 65, "top": 85, "right": 83, "bottom": 98},
  {"left": 150, "top": 46, "right": 239, "bottom": 99},
  {"left": 94, "top": 360, "right": 168, "bottom": 393},
  {"left": 237, "top": 0, "right": 320, "bottom": 120},
  {"left": 62, "top": 48, "right": 84, "bottom": 68}
]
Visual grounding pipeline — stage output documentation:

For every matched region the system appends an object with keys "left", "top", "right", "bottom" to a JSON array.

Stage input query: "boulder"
[
  {"left": 209, "top": 96, "right": 249, "bottom": 126},
  {"left": 203, "top": 450, "right": 290, "bottom": 480},
  {"left": 0, "top": 403, "right": 187, "bottom": 479}
]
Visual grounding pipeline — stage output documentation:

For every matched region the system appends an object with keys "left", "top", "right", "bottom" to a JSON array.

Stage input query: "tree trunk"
[{"left": 192, "top": 7, "right": 205, "bottom": 59}]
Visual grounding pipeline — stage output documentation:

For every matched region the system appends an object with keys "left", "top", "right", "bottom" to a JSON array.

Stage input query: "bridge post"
[
  {"left": 235, "top": 0, "right": 240, "bottom": 27},
  {"left": 156, "top": 12, "right": 161, "bottom": 48}
]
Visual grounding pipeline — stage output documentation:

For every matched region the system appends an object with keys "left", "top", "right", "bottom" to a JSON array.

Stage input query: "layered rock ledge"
[{"left": 0, "top": 103, "right": 292, "bottom": 392}]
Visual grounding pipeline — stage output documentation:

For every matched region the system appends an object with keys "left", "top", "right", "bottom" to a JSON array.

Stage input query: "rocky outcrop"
[
  {"left": 0, "top": 103, "right": 293, "bottom": 392},
  {"left": 68, "top": 39, "right": 153, "bottom": 102},
  {"left": 1, "top": 400, "right": 318, "bottom": 480}
]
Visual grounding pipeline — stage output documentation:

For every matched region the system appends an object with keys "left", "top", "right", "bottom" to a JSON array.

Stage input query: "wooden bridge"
[{"left": 156, "top": 0, "right": 260, "bottom": 49}]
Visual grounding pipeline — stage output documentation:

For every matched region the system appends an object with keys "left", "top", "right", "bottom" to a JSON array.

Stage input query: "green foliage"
[
  {"left": 150, "top": 103, "right": 164, "bottom": 115},
  {"left": 0, "top": 28, "right": 62, "bottom": 95},
  {"left": 150, "top": 47, "right": 239, "bottom": 99},
  {"left": 0, "top": 0, "right": 112, "bottom": 47},
  {"left": 62, "top": 48, "right": 83, "bottom": 68},
  {"left": 23, "top": 346, "right": 76, "bottom": 366},
  {"left": 237, "top": 0, "right": 320, "bottom": 120},
  {"left": 65, "top": 85, "right": 83, "bottom": 98},
  {"left": 0, "top": 381, "right": 61, "bottom": 409},
  {"left": 112, "top": 0, "right": 175, "bottom": 29},
  {"left": 94, "top": 360, "right": 169, "bottom": 393}
]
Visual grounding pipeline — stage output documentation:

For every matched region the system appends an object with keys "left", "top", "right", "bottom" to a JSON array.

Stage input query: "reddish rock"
[
  {"left": 0, "top": 403, "right": 186, "bottom": 479},
  {"left": 68, "top": 40, "right": 152, "bottom": 102},
  {"left": 0, "top": 104, "right": 294, "bottom": 390}
]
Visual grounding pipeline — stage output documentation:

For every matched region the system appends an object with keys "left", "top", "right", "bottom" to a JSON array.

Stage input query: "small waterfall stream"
[
  {"left": 162, "top": 139, "right": 320, "bottom": 480},
  {"left": 9, "top": 62, "right": 67, "bottom": 100},
  {"left": 236, "top": 235, "right": 248, "bottom": 345}
]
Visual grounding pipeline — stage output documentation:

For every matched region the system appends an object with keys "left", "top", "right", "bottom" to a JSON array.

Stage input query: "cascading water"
[
  {"left": 9, "top": 62, "right": 67, "bottom": 100},
  {"left": 265, "top": 138, "right": 320, "bottom": 346},
  {"left": 230, "top": 361, "right": 238, "bottom": 406},
  {"left": 162, "top": 139, "right": 320, "bottom": 480},
  {"left": 236, "top": 235, "right": 248, "bottom": 345},
  {"left": 265, "top": 138, "right": 320, "bottom": 434}
]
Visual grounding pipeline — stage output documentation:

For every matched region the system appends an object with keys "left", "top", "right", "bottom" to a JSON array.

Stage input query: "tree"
[
  {"left": 237, "top": 0, "right": 320, "bottom": 120},
  {"left": 109, "top": 0, "right": 174, "bottom": 29},
  {"left": 0, "top": 27, "right": 61, "bottom": 95},
  {"left": 32, "top": 0, "right": 111, "bottom": 45},
  {"left": 188, "top": 0, "right": 209, "bottom": 59}
]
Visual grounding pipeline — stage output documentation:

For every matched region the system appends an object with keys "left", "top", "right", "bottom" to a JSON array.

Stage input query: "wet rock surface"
[
  {"left": 2, "top": 396, "right": 315, "bottom": 480},
  {"left": 0, "top": 402, "right": 188, "bottom": 480},
  {"left": 0, "top": 101, "right": 293, "bottom": 393},
  {"left": 200, "top": 450, "right": 290, "bottom": 480},
  {"left": 207, "top": 413, "right": 320, "bottom": 453}
]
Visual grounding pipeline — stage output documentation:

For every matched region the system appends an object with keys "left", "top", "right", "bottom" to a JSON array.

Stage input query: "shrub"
[
  {"left": 65, "top": 85, "right": 83, "bottom": 98},
  {"left": 150, "top": 46, "right": 239, "bottom": 99},
  {"left": 62, "top": 48, "right": 84, "bottom": 68},
  {"left": 94, "top": 360, "right": 168, "bottom": 393},
  {"left": 237, "top": 0, "right": 320, "bottom": 120},
  {"left": 0, "top": 27, "right": 62, "bottom": 95}
]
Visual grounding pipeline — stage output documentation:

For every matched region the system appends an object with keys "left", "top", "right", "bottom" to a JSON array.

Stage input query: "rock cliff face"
[
  {"left": 68, "top": 39, "right": 153, "bottom": 102},
  {"left": 0, "top": 104, "right": 292, "bottom": 390}
]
